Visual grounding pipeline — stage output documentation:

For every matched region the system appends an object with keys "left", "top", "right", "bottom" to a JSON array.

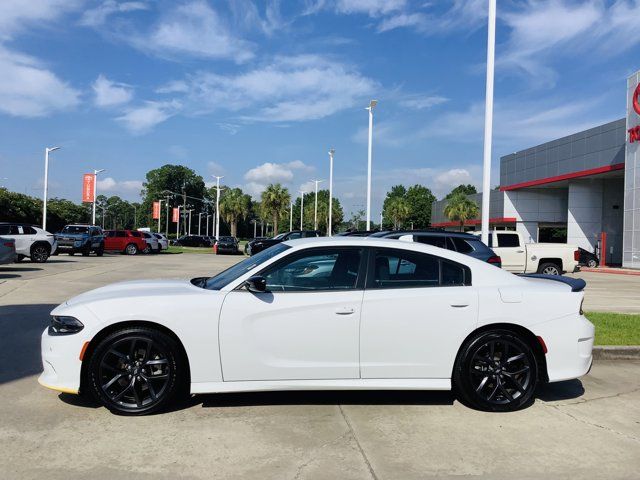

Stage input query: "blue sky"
[{"left": 0, "top": 0, "right": 638, "bottom": 217}]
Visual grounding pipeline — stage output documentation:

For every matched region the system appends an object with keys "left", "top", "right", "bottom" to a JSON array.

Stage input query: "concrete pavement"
[{"left": 1, "top": 253, "right": 639, "bottom": 479}]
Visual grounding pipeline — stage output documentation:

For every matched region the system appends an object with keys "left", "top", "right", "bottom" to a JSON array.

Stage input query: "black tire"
[
  {"left": 125, "top": 243, "right": 138, "bottom": 255},
  {"left": 587, "top": 259, "right": 598, "bottom": 268},
  {"left": 86, "top": 327, "right": 186, "bottom": 415},
  {"left": 82, "top": 246, "right": 91, "bottom": 256},
  {"left": 537, "top": 262, "right": 561, "bottom": 276},
  {"left": 30, "top": 244, "right": 50, "bottom": 263},
  {"left": 68, "top": 251, "right": 75, "bottom": 256},
  {"left": 453, "top": 329, "right": 538, "bottom": 412},
  {"left": 96, "top": 245, "right": 104, "bottom": 257},
  {"left": 142, "top": 244, "right": 151, "bottom": 254},
  {"left": 15, "top": 255, "right": 25, "bottom": 263}
]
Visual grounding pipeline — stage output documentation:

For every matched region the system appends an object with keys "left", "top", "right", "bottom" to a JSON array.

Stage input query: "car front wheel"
[
  {"left": 125, "top": 243, "right": 138, "bottom": 255},
  {"left": 86, "top": 327, "right": 185, "bottom": 415},
  {"left": 454, "top": 330, "right": 538, "bottom": 412}
]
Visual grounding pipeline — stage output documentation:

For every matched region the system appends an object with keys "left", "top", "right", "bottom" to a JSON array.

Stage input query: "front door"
[
  {"left": 360, "top": 247, "right": 478, "bottom": 379},
  {"left": 219, "top": 246, "right": 365, "bottom": 381}
]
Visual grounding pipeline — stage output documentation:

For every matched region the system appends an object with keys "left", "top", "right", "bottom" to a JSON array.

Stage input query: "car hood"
[{"left": 62, "top": 279, "right": 204, "bottom": 307}]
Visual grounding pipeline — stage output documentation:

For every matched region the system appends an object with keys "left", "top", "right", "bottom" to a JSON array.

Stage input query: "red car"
[{"left": 103, "top": 230, "right": 147, "bottom": 255}]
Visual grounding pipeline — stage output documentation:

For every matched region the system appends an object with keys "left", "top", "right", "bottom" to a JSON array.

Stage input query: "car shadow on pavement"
[
  {"left": 1, "top": 267, "right": 43, "bottom": 273},
  {"left": 0, "top": 274, "right": 22, "bottom": 279},
  {"left": 0, "top": 303, "right": 57, "bottom": 385},
  {"left": 535, "top": 379, "right": 585, "bottom": 402}
]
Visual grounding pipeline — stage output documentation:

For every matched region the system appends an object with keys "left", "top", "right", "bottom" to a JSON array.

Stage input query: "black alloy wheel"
[
  {"left": 87, "top": 328, "right": 185, "bottom": 415},
  {"left": 454, "top": 330, "right": 538, "bottom": 412},
  {"left": 30, "top": 244, "right": 50, "bottom": 263}
]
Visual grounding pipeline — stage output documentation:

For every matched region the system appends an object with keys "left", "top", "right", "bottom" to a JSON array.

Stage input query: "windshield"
[
  {"left": 273, "top": 233, "right": 287, "bottom": 240},
  {"left": 61, "top": 226, "right": 89, "bottom": 234},
  {"left": 219, "top": 236, "right": 234, "bottom": 242},
  {"left": 202, "top": 243, "right": 290, "bottom": 290}
]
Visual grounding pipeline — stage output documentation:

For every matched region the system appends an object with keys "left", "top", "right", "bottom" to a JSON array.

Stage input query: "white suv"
[{"left": 0, "top": 223, "right": 57, "bottom": 263}]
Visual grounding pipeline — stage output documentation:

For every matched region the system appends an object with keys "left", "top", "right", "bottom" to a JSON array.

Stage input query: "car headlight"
[{"left": 48, "top": 316, "right": 84, "bottom": 335}]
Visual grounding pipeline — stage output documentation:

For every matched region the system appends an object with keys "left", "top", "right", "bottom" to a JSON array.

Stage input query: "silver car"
[
  {"left": 0, "top": 223, "right": 57, "bottom": 263},
  {"left": 0, "top": 237, "right": 17, "bottom": 264},
  {"left": 140, "top": 231, "right": 160, "bottom": 253},
  {"left": 153, "top": 233, "right": 169, "bottom": 251}
]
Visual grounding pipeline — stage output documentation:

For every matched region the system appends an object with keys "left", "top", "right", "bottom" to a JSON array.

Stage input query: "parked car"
[
  {"left": 153, "top": 233, "right": 169, "bottom": 251},
  {"left": 247, "top": 230, "right": 322, "bottom": 255},
  {"left": 40, "top": 237, "right": 594, "bottom": 415},
  {"left": 481, "top": 231, "right": 580, "bottom": 276},
  {"left": 372, "top": 230, "right": 502, "bottom": 267},
  {"left": 336, "top": 230, "right": 379, "bottom": 237},
  {"left": 103, "top": 230, "right": 147, "bottom": 255},
  {"left": 0, "top": 237, "right": 17, "bottom": 264},
  {"left": 578, "top": 247, "right": 599, "bottom": 268},
  {"left": 140, "top": 231, "right": 160, "bottom": 254},
  {"left": 173, "top": 235, "right": 210, "bottom": 248},
  {"left": 54, "top": 224, "right": 104, "bottom": 257},
  {"left": 215, "top": 236, "right": 239, "bottom": 254},
  {"left": 0, "top": 222, "right": 57, "bottom": 263}
]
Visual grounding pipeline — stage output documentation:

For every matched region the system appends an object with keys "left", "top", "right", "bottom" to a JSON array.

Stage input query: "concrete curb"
[{"left": 593, "top": 346, "right": 640, "bottom": 360}]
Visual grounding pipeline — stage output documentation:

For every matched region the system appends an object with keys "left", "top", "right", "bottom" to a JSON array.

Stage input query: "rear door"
[{"left": 360, "top": 247, "right": 478, "bottom": 379}]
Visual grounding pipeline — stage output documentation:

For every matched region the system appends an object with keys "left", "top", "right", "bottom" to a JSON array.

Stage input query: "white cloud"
[
  {"left": 97, "top": 177, "right": 143, "bottom": 195},
  {"left": 0, "top": 0, "right": 82, "bottom": 40},
  {"left": 79, "top": 0, "right": 148, "bottom": 27},
  {"left": 399, "top": 94, "right": 448, "bottom": 110},
  {"left": 243, "top": 160, "right": 313, "bottom": 198},
  {"left": 334, "top": 0, "right": 406, "bottom": 16},
  {"left": 167, "top": 54, "right": 378, "bottom": 122},
  {"left": 132, "top": 1, "right": 254, "bottom": 63},
  {"left": 92, "top": 74, "right": 133, "bottom": 107},
  {"left": 116, "top": 100, "right": 180, "bottom": 134},
  {"left": 0, "top": 47, "right": 80, "bottom": 117}
]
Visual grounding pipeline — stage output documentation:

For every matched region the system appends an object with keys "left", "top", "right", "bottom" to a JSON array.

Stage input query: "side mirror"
[{"left": 245, "top": 275, "right": 267, "bottom": 293}]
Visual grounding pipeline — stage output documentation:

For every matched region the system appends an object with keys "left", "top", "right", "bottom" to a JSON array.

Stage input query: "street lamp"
[
  {"left": 312, "top": 179, "right": 323, "bottom": 230},
  {"left": 42, "top": 146, "right": 60, "bottom": 231},
  {"left": 480, "top": 0, "right": 496, "bottom": 246},
  {"left": 379, "top": 211, "right": 383, "bottom": 231},
  {"left": 213, "top": 175, "right": 223, "bottom": 240},
  {"left": 251, "top": 219, "right": 257, "bottom": 238},
  {"left": 365, "top": 99, "right": 377, "bottom": 230},
  {"left": 206, "top": 214, "right": 211, "bottom": 236},
  {"left": 198, "top": 212, "right": 203, "bottom": 235},
  {"left": 157, "top": 199, "right": 164, "bottom": 232},
  {"left": 299, "top": 190, "right": 305, "bottom": 230},
  {"left": 92, "top": 168, "right": 106, "bottom": 225},
  {"left": 187, "top": 208, "right": 194, "bottom": 235},
  {"left": 328, "top": 149, "right": 334, "bottom": 236},
  {"left": 289, "top": 201, "right": 293, "bottom": 232}
]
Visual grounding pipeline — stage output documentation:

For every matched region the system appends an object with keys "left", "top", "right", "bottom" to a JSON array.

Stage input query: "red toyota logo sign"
[{"left": 634, "top": 83, "right": 640, "bottom": 115}]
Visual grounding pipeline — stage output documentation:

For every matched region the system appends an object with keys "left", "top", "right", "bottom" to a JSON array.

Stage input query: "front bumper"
[
  {"left": 534, "top": 314, "right": 594, "bottom": 383},
  {"left": 38, "top": 328, "right": 84, "bottom": 395}
]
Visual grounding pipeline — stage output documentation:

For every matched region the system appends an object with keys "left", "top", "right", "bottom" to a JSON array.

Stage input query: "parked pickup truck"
[
  {"left": 55, "top": 224, "right": 104, "bottom": 256},
  {"left": 481, "top": 231, "right": 580, "bottom": 275}
]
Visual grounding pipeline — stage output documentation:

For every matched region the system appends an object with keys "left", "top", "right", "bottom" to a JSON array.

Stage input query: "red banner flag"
[
  {"left": 172, "top": 207, "right": 179, "bottom": 223},
  {"left": 152, "top": 201, "right": 160, "bottom": 220},
  {"left": 82, "top": 174, "right": 95, "bottom": 203}
]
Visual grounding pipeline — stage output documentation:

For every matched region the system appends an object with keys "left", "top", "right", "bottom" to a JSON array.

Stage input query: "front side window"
[
  {"left": 0, "top": 225, "right": 20, "bottom": 235},
  {"left": 371, "top": 248, "right": 471, "bottom": 289},
  {"left": 260, "top": 247, "right": 362, "bottom": 292}
]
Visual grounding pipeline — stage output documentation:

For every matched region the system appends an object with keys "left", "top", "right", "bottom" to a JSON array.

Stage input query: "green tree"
[
  {"left": 382, "top": 185, "right": 408, "bottom": 230},
  {"left": 220, "top": 187, "right": 251, "bottom": 237},
  {"left": 405, "top": 184, "right": 436, "bottom": 228},
  {"left": 261, "top": 184, "right": 291, "bottom": 234},
  {"left": 386, "top": 196, "right": 411, "bottom": 230},
  {"left": 291, "top": 190, "right": 343, "bottom": 234},
  {"left": 445, "top": 184, "right": 477, "bottom": 200},
  {"left": 443, "top": 191, "right": 479, "bottom": 231}
]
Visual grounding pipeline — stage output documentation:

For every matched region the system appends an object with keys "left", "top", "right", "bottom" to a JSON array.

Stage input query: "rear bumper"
[{"left": 533, "top": 314, "right": 594, "bottom": 383}]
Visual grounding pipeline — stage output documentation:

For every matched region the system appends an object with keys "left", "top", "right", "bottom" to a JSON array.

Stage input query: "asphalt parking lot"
[{"left": 1, "top": 254, "right": 639, "bottom": 479}]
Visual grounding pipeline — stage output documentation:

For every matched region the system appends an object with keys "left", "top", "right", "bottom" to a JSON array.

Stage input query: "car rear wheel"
[
  {"left": 538, "top": 262, "right": 561, "bottom": 276},
  {"left": 587, "top": 259, "right": 598, "bottom": 268},
  {"left": 142, "top": 244, "right": 151, "bottom": 254},
  {"left": 125, "top": 243, "right": 138, "bottom": 255},
  {"left": 453, "top": 330, "right": 538, "bottom": 412},
  {"left": 96, "top": 245, "right": 104, "bottom": 257},
  {"left": 87, "top": 327, "right": 185, "bottom": 415},
  {"left": 30, "top": 244, "right": 50, "bottom": 263}
]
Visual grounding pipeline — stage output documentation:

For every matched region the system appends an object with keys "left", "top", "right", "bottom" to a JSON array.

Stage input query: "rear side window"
[
  {"left": 0, "top": 225, "right": 19, "bottom": 235},
  {"left": 370, "top": 248, "right": 471, "bottom": 289},
  {"left": 22, "top": 226, "right": 37, "bottom": 234},
  {"left": 415, "top": 235, "right": 446, "bottom": 249},
  {"left": 116, "top": 231, "right": 126, "bottom": 238},
  {"left": 130, "top": 232, "right": 142, "bottom": 237},
  {"left": 451, "top": 237, "right": 474, "bottom": 253},
  {"left": 497, "top": 233, "right": 520, "bottom": 247}
]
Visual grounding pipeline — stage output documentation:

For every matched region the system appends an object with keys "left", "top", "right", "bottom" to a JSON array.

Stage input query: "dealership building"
[{"left": 431, "top": 71, "right": 640, "bottom": 269}]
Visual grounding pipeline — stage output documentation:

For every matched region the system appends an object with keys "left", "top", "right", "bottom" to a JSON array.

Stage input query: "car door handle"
[
  {"left": 450, "top": 304, "right": 469, "bottom": 308},
  {"left": 516, "top": 250, "right": 525, "bottom": 253},
  {"left": 335, "top": 308, "right": 355, "bottom": 315}
]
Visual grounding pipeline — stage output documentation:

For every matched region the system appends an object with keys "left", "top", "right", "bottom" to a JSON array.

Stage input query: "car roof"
[{"left": 380, "top": 230, "right": 481, "bottom": 239}]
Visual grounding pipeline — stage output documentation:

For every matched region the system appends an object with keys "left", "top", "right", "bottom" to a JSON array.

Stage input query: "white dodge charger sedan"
[{"left": 40, "top": 237, "right": 594, "bottom": 415}]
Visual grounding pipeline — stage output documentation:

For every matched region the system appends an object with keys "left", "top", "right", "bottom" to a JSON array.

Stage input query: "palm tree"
[
  {"left": 387, "top": 196, "right": 411, "bottom": 230},
  {"left": 443, "top": 191, "right": 479, "bottom": 231},
  {"left": 261, "top": 184, "right": 291, "bottom": 234},
  {"left": 219, "top": 188, "right": 250, "bottom": 237}
]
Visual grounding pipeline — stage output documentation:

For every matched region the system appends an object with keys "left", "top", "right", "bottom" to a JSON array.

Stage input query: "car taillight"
[
  {"left": 574, "top": 250, "right": 580, "bottom": 261},
  {"left": 3, "top": 242, "right": 13, "bottom": 247},
  {"left": 487, "top": 255, "right": 501, "bottom": 266}
]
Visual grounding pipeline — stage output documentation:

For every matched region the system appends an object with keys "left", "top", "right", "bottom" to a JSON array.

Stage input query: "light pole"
[
  {"left": 165, "top": 195, "right": 171, "bottom": 237},
  {"left": 365, "top": 99, "right": 377, "bottom": 230},
  {"left": 312, "top": 179, "right": 323, "bottom": 230},
  {"left": 299, "top": 190, "right": 305, "bottom": 230},
  {"left": 328, "top": 149, "right": 334, "bottom": 236},
  {"left": 206, "top": 214, "right": 211, "bottom": 236},
  {"left": 133, "top": 204, "right": 137, "bottom": 229},
  {"left": 198, "top": 213, "right": 203, "bottom": 235},
  {"left": 187, "top": 208, "right": 193, "bottom": 235},
  {"left": 251, "top": 219, "right": 257, "bottom": 238},
  {"left": 91, "top": 168, "right": 106, "bottom": 225},
  {"left": 289, "top": 201, "right": 293, "bottom": 232},
  {"left": 380, "top": 211, "right": 383, "bottom": 231},
  {"left": 157, "top": 199, "right": 164, "bottom": 232},
  {"left": 480, "top": 0, "right": 496, "bottom": 246},
  {"left": 213, "top": 175, "right": 223, "bottom": 240},
  {"left": 42, "top": 146, "right": 60, "bottom": 230},
  {"left": 175, "top": 205, "right": 181, "bottom": 238}
]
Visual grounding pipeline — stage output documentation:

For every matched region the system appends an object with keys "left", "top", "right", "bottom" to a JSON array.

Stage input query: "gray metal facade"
[
  {"left": 624, "top": 71, "right": 640, "bottom": 268},
  {"left": 500, "top": 119, "right": 626, "bottom": 188}
]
